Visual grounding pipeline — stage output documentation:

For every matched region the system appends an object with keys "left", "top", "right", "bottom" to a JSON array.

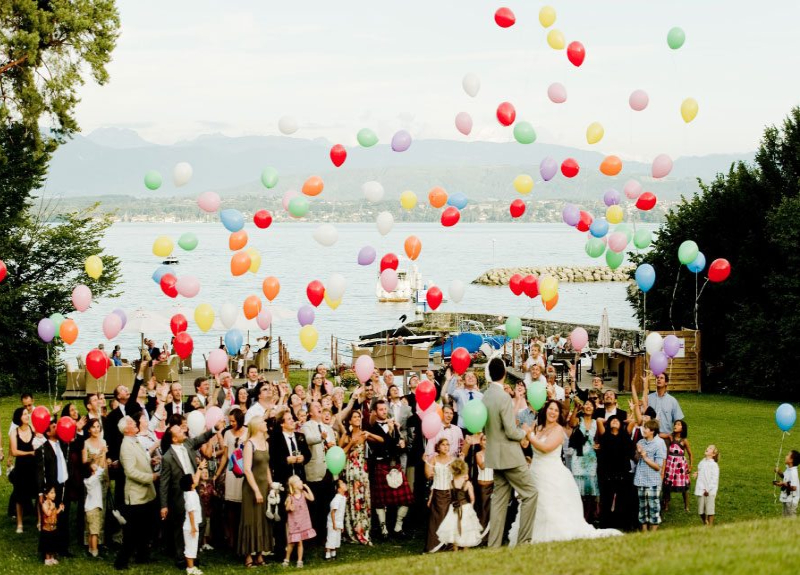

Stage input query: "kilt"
[{"left": 370, "top": 461, "right": 414, "bottom": 508}]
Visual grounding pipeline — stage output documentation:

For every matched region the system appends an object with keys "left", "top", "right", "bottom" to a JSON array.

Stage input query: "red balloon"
[
  {"left": 415, "top": 380, "right": 436, "bottom": 411},
  {"left": 708, "top": 258, "right": 731, "bottom": 283},
  {"left": 577, "top": 211, "right": 593, "bottom": 232},
  {"left": 31, "top": 406, "right": 51, "bottom": 434},
  {"left": 561, "top": 158, "right": 580, "bottom": 178},
  {"left": 253, "top": 209, "right": 272, "bottom": 229},
  {"left": 451, "top": 346, "right": 471, "bottom": 375},
  {"left": 508, "top": 273, "right": 524, "bottom": 296},
  {"left": 441, "top": 206, "right": 461, "bottom": 227},
  {"left": 85, "top": 348, "right": 109, "bottom": 379},
  {"left": 174, "top": 331, "right": 194, "bottom": 359},
  {"left": 510, "top": 199, "right": 526, "bottom": 218},
  {"left": 160, "top": 273, "right": 178, "bottom": 298},
  {"left": 330, "top": 144, "right": 347, "bottom": 168},
  {"left": 426, "top": 286, "right": 443, "bottom": 310},
  {"left": 170, "top": 313, "right": 188, "bottom": 336},
  {"left": 0, "top": 259, "right": 6, "bottom": 283},
  {"left": 522, "top": 275, "right": 539, "bottom": 298},
  {"left": 496, "top": 101, "right": 516, "bottom": 126},
  {"left": 567, "top": 41, "right": 586, "bottom": 67},
  {"left": 636, "top": 192, "right": 657, "bottom": 211},
  {"left": 494, "top": 7, "right": 516, "bottom": 28},
  {"left": 307, "top": 280, "right": 325, "bottom": 307},
  {"left": 380, "top": 253, "right": 399, "bottom": 273},
  {"left": 56, "top": 416, "right": 76, "bottom": 443}
]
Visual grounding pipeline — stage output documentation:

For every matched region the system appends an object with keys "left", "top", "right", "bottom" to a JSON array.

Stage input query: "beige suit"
[
  {"left": 482, "top": 382, "right": 538, "bottom": 547},
  {"left": 119, "top": 435, "right": 156, "bottom": 505}
]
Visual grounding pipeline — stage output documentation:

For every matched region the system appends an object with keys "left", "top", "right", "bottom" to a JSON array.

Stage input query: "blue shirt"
[
  {"left": 634, "top": 437, "right": 667, "bottom": 487},
  {"left": 647, "top": 392, "right": 685, "bottom": 435},
  {"left": 444, "top": 377, "right": 483, "bottom": 428}
]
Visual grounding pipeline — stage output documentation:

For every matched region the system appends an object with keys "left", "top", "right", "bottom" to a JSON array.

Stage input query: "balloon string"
[
  {"left": 669, "top": 267, "right": 681, "bottom": 332},
  {"left": 696, "top": 278, "right": 710, "bottom": 303},
  {"left": 694, "top": 272, "right": 699, "bottom": 329},
  {"left": 774, "top": 431, "right": 788, "bottom": 504},
  {"left": 46, "top": 345, "right": 55, "bottom": 412}
]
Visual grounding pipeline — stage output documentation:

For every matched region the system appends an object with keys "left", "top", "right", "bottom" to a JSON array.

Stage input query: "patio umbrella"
[
  {"left": 595, "top": 308, "right": 612, "bottom": 378},
  {"left": 124, "top": 308, "right": 170, "bottom": 349}
]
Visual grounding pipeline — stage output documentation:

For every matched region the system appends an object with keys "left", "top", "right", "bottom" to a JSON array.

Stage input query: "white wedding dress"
[{"left": 509, "top": 444, "right": 621, "bottom": 545}]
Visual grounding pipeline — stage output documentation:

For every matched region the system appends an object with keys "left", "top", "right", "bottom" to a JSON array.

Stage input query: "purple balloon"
[
  {"left": 649, "top": 351, "right": 669, "bottom": 376},
  {"left": 112, "top": 308, "right": 127, "bottom": 330},
  {"left": 38, "top": 318, "right": 55, "bottom": 343},
  {"left": 391, "top": 130, "right": 412, "bottom": 152},
  {"left": 357, "top": 245, "right": 376, "bottom": 266},
  {"left": 540, "top": 157, "right": 558, "bottom": 182},
  {"left": 562, "top": 203, "right": 580, "bottom": 226},
  {"left": 603, "top": 189, "right": 621, "bottom": 207},
  {"left": 663, "top": 335, "right": 681, "bottom": 359},
  {"left": 297, "top": 305, "right": 315, "bottom": 327}
]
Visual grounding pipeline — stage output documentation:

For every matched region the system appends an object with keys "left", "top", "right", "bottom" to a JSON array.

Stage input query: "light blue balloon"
[
  {"left": 635, "top": 263, "right": 656, "bottom": 293},
  {"left": 152, "top": 265, "right": 172, "bottom": 284},
  {"left": 776, "top": 403, "right": 797, "bottom": 432},
  {"left": 220, "top": 209, "right": 244, "bottom": 233},
  {"left": 224, "top": 329, "right": 244, "bottom": 356},
  {"left": 687, "top": 251, "right": 706, "bottom": 274},
  {"left": 589, "top": 218, "right": 609, "bottom": 238},
  {"left": 447, "top": 192, "right": 468, "bottom": 210}
]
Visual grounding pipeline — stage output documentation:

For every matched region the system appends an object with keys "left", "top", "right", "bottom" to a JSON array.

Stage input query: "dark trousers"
[
  {"left": 115, "top": 502, "right": 151, "bottom": 568},
  {"left": 599, "top": 475, "right": 635, "bottom": 530},
  {"left": 307, "top": 477, "right": 333, "bottom": 543},
  {"left": 39, "top": 484, "right": 70, "bottom": 557}
]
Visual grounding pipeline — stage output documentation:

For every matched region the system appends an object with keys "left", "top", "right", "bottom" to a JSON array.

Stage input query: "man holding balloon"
[
  {"left": 647, "top": 373, "right": 685, "bottom": 440},
  {"left": 36, "top": 418, "right": 74, "bottom": 558}
]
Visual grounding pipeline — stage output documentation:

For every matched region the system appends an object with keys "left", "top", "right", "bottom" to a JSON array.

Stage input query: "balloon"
[
  {"left": 678, "top": 241, "right": 699, "bottom": 265},
  {"left": 84, "top": 255, "right": 103, "bottom": 280},
  {"left": 380, "top": 269, "right": 398, "bottom": 292},
  {"left": 160, "top": 273, "right": 178, "bottom": 298},
  {"left": 455, "top": 112, "right": 473, "bottom": 136},
  {"left": 230, "top": 251, "right": 251, "bottom": 277},
  {"left": 496, "top": 102, "right": 516, "bottom": 126},
  {"left": 172, "top": 162, "right": 192, "bottom": 187},
  {"left": 220, "top": 301, "right": 238, "bottom": 330},
  {"left": 540, "top": 157, "right": 558, "bottom": 181},
  {"left": 380, "top": 253, "right": 399, "bottom": 273},
  {"left": 513, "top": 121, "right": 536, "bottom": 145},
  {"left": 462, "top": 400, "right": 489, "bottom": 434},
  {"left": 681, "top": 98, "right": 698, "bottom": 123},
  {"left": 152, "top": 236, "right": 173, "bottom": 258},
  {"left": 567, "top": 41, "right": 585, "bottom": 67},
  {"left": 663, "top": 335, "right": 681, "bottom": 359},
  {"left": 243, "top": 295, "right": 262, "bottom": 320},
  {"left": 204, "top": 406, "right": 223, "bottom": 432},
  {"left": 357, "top": 246, "right": 376, "bottom": 266},
  {"left": 623, "top": 180, "right": 642, "bottom": 200},
  {"left": 56, "top": 416, "right": 76, "bottom": 443},
  {"left": 561, "top": 158, "right": 579, "bottom": 178},
  {"left": 229, "top": 230, "right": 248, "bottom": 251},
  {"left": 31, "top": 406, "right": 50, "bottom": 434},
  {"left": 288, "top": 196, "right": 310, "bottom": 218},
  {"left": 297, "top": 305, "right": 315, "bottom": 327},
  {"left": 376, "top": 211, "right": 394, "bottom": 235},
  {"left": 608, "top": 232, "right": 628, "bottom": 253},
  {"left": 586, "top": 122, "right": 604, "bottom": 145},
  {"left": 547, "top": 82, "right": 567, "bottom": 104},
  {"left": 282, "top": 190, "right": 298, "bottom": 211},
  {"left": 422, "top": 409, "right": 443, "bottom": 439},
  {"left": 649, "top": 351, "right": 669, "bottom": 376},
  {"left": 635, "top": 264, "right": 656, "bottom": 293},
  {"left": 197, "top": 191, "right": 221, "bottom": 213},
  {"left": 187, "top": 411, "right": 206, "bottom": 438},
  {"left": 313, "top": 223, "right": 338, "bottom": 247},
  {"left": 687, "top": 252, "right": 706, "bottom": 274},
  {"left": 253, "top": 209, "right": 272, "bottom": 229},
  {"left": 629, "top": 90, "right": 649, "bottom": 111},
  {"left": 220, "top": 209, "right": 245, "bottom": 232},
  {"left": 362, "top": 181, "right": 384, "bottom": 203},
  {"left": 449, "top": 280, "right": 465, "bottom": 304},
  {"left": 509, "top": 274, "right": 523, "bottom": 296},
  {"left": 428, "top": 187, "right": 448, "bottom": 208},
  {"left": 416, "top": 380, "right": 436, "bottom": 412},
  {"left": 606, "top": 205, "right": 624, "bottom": 225},
  {"left": 776, "top": 403, "right": 797, "bottom": 432},
  {"left": 348, "top": 128, "right": 376, "bottom": 150},
  {"left": 547, "top": 295, "right": 561, "bottom": 313},
  {"left": 652, "top": 154, "right": 673, "bottom": 179},
  {"left": 330, "top": 144, "right": 347, "bottom": 168},
  {"left": 256, "top": 308, "right": 272, "bottom": 330},
  {"left": 178, "top": 232, "right": 198, "bottom": 251},
  {"left": 391, "top": 130, "right": 412, "bottom": 152},
  {"left": 324, "top": 295, "right": 343, "bottom": 312},
  {"left": 634, "top": 228, "right": 653, "bottom": 249},
  {"left": 85, "top": 349, "right": 108, "bottom": 379},
  {"left": 355, "top": 355, "right": 374, "bottom": 383},
  {"left": 539, "top": 275, "right": 558, "bottom": 302},
  {"left": 0, "top": 260, "right": 6, "bottom": 283},
  {"left": 278, "top": 116, "right": 298, "bottom": 135},
  {"left": 494, "top": 7, "right": 515, "bottom": 28},
  {"left": 194, "top": 303, "right": 214, "bottom": 332},
  {"left": 562, "top": 204, "right": 580, "bottom": 227},
  {"left": 667, "top": 27, "right": 686, "bottom": 50},
  {"left": 144, "top": 170, "right": 162, "bottom": 190},
  {"left": 606, "top": 250, "right": 624, "bottom": 270},
  {"left": 260, "top": 167, "right": 279, "bottom": 189},
  {"left": 224, "top": 329, "right": 244, "bottom": 355},
  {"left": 170, "top": 313, "right": 188, "bottom": 336},
  {"left": 400, "top": 190, "right": 417, "bottom": 211},
  {"left": 307, "top": 280, "right": 325, "bottom": 307},
  {"left": 426, "top": 286, "right": 443, "bottom": 310},
  {"left": 441, "top": 206, "right": 460, "bottom": 227},
  {"left": 404, "top": 236, "right": 422, "bottom": 260},
  {"left": 522, "top": 275, "right": 538, "bottom": 298},
  {"left": 262, "top": 276, "right": 281, "bottom": 301},
  {"left": 102, "top": 313, "right": 122, "bottom": 340},
  {"left": 302, "top": 176, "right": 324, "bottom": 197},
  {"left": 603, "top": 189, "right": 621, "bottom": 207},
  {"left": 246, "top": 247, "right": 261, "bottom": 274},
  {"left": 585, "top": 237, "right": 606, "bottom": 258},
  {"left": 299, "top": 325, "right": 319, "bottom": 352},
  {"left": 513, "top": 174, "right": 534, "bottom": 195},
  {"left": 570, "top": 327, "right": 588, "bottom": 351},
  {"left": 547, "top": 29, "right": 565, "bottom": 50},
  {"left": 600, "top": 156, "right": 622, "bottom": 176},
  {"left": 60, "top": 319, "right": 78, "bottom": 345},
  {"left": 708, "top": 259, "right": 731, "bottom": 283},
  {"left": 577, "top": 211, "right": 593, "bottom": 232},
  {"left": 510, "top": 199, "right": 526, "bottom": 218},
  {"left": 539, "top": 5, "right": 556, "bottom": 27},
  {"left": 325, "top": 446, "right": 346, "bottom": 475},
  {"left": 636, "top": 192, "right": 657, "bottom": 211},
  {"left": 447, "top": 192, "right": 468, "bottom": 210},
  {"left": 462, "top": 73, "right": 480, "bottom": 97},
  {"left": 174, "top": 332, "right": 193, "bottom": 359},
  {"left": 49, "top": 313, "right": 65, "bottom": 335},
  {"left": 506, "top": 316, "right": 522, "bottom": 339},
  {"left": 645, "top": 332, "right": 664, "bottom": 355},
  {"left": 450, "top": 347, "right": 471, "bottom": 375},
  {"left": 71, "top": 284, "right": 92, "bottom": 312},
  {"left": 527, "top": 381, "right": 547, "bottom": 411}
]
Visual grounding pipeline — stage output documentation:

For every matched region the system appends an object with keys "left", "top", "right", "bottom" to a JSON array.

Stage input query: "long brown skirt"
[
  {"left": 476, "top": 481, "right": 493, "bottom": 542},
  {"left": 425, "top": 489, "right": 452, "bottom": 552}
]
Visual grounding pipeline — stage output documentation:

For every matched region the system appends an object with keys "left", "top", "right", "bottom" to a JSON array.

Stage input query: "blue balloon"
[
  {"left": 220, "top": 209, "right": 244, "bottom": 233},
  {"left": 687, "top": 251, "right": 706, "bottom": 274},
  {"left": 224, "top": 329, "right": 243, "bottom": 356},
  {"left": 776, "top": 403, "right": 797, "bottom": 432},
  {"left": 152, "top": 265, "right": 172, "bottom": 284},
  {"left": 589, "top": 218, "right": 609, "bottom": 238},
  {"left": 635, "top": 263, "right": 656, "bottom": 293},
  {"left": 447, "top": 192, "right": 468, "bottom": 210}
]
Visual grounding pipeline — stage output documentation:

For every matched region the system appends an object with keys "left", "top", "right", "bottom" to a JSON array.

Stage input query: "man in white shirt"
[
  {"left": 301, "top": 402, "right": 336, "bottom": 537},
  {"left": 424, "top": 406, "right": 463, "bottom": 458},
  {"left": 244, "top": 382, "right": 274, "bottom": 425},
  {"left": 445, "top": 370, "right": 483, "bottom": 429},
  {"left": 524, "top": 364, "right": 547, "bottom": 388},
  {"left": 187, "top": 377, "right": 210, "bottom": 412},
  {"left": 165, "top": 382, "right": 184, "bottom": 417},
  {"left": 215, "top": 372, "right": 235, "bottom": 415}
]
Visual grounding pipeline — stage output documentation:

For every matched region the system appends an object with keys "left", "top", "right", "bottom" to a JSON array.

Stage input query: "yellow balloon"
[
  {"left": 152, "top": 235, "right": 174, "bottom": 258},
  {"left": 539, "top": 6, "right": 556, "bottom": 28},
  {"left": 246, "top": 247, "right": 261, "bottom": 274},
  {"left": 606, "top": 205, "right": 624, "bottom": 225},
  {"left": 547, "top": 29, "right": 565, "bottom": 50},
  {"left": 539, "top": 274, "right": 558, "bottom": 302},
  {"left": 324, "top": 293, "right": 342, "bottom": 310},
  {"left": 84, "top": 255, "right": 103, "bottom": 280},
  {"left": 194, "top": 303, "right": 215, "bottom": 333},
  {"left": 299, "top": 325, "right": 318, "bottom": 352},
  {"left": 681, "top": 97, "right": 698, "bottom": 123},
  {"left": 586, "top": 122, "right": 604, "bottom": 145},
  {"left": 513, "top": 174, "right": 534, "bottom": 195},
  {"left": 400, "top": 190, "right": 417, "bottom": 211}
]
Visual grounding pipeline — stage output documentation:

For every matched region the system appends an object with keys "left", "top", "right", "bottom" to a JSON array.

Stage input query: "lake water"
[{"left": 71, "top": 222, "right": 659, "bottom": 367}]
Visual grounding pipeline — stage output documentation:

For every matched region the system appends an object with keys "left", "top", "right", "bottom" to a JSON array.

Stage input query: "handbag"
[
  {"left": 228, "top": 445, "right": 245, "bottom": 478},
  {"left": 386, "top": 468, "right": 403, "bottom": 489}
]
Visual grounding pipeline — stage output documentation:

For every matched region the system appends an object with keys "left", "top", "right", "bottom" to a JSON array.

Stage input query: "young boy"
[
  {"left": 694, "top": 444, "right": 720, "bottom": 526},
  {"left": 84, "top": 461, "right": 105, "bottom": 557},
  {"left": 325, "top": 479, "right": 348, "bottom": 560},
  {"left": 774, "top": 449, "right": 799, "bottom": 517},
  {"left": 181, "top": 461, "right": 206, "bottom": 575},
  {"left": 634, "top": 419, "right": 667, "bottom": 531}
]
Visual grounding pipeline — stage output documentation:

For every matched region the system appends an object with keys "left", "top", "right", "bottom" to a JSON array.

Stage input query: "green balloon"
[
  {"left": 325, "top": 446, "right": 346, "bottom": 475},
  {"left": 633, "top": 228, "right": 652, "bottom": 249},
  {"left": 513, "top": 121, "right": 537, "bottom": 145},
  {"left": 462, "top": 399, "right": 488, "bottom": 434},
  {"left": 144, "top": 170, "right": 162, "bottom": 190},
  {"left": 614, "top": 223, "right": 633, "bottom": 243},
  {"left": 606, "top": 249, "right": 624, "bottom": 270},
  {"left": 288, "top": 196, "right": 309, "bottom": 218},
  {"left": 585, "top": 237, "right": 606, "bottom": 258},
  {"left": 527, "top": 381, "right": 547, "bottom": 411},
  {"left": 357, "top": 128, "right": 378, "bottom": 148},
  {"left": 667, "top": 27, "right": 685, "bottom": 50},
  {"left": 505, "top": 316, "right": 522, "bottom": 339},
  {"left": 50, "top": 312, "right": 65, "bottom": 337},
  {"left": 678, "top": 240, "right": 699, "bottom": 265},
  {"left": 178, "top": 232, "right": 198, "bottom": 251},
  {"left": 261, "top": 167, "right": 278, "bottom": 189}
]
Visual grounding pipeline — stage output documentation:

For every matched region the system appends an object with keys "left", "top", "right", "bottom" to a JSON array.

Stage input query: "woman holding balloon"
[{"left": 339, "top": 409, "right": 374, "bottom": 545}]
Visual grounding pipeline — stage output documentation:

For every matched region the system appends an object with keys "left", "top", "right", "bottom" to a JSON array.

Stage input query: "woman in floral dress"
[{"left": 339, "top": 410, "right": 372, "bottom": 545}]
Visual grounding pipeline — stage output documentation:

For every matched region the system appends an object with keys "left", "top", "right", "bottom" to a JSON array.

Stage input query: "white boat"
[
  {"left": 376, "top": 264, "right": 422, "bottom": 303},
  {"left": 163, "top": 255, "right": 179, "bottom": 265}
]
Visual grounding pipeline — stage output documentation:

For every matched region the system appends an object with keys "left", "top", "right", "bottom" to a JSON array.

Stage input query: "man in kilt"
[{"left": 367, "top": 399, "right": 414, "bottom": 539}]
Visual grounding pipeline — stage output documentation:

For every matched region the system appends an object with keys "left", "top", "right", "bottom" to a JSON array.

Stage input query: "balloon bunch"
[{"left": 508, "top": 272, "right": 559, "bottom": 312}]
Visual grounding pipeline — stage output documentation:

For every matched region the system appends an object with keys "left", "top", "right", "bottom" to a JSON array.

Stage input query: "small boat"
[
  {"left": 376, "top": 264, "right": 422, "bottom": 303},
  {"left": 429, "top": 320, "right": 507, "bottom": 358},
  {"left": 163, "top": 256, "right": 179, "bottom": 265}
]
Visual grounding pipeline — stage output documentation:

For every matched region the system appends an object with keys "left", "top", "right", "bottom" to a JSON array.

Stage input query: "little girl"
[
  {"left": 40, "top": 485, "right": 63, "bottom": 566},
  {"left": 325, "top": 479, "right": 348, "bottom": 560},
  {"left": 663, "top": 419, "right": 693, "bottom": 512},
  {"left": 693, "top": 445, "right": 719, "bottom": 526},
  {"left": 435, "top": 459, "right": 483, "bottom": 551},
  {"left": 283, "top": 475, "right": 316, "bottom": 568}
]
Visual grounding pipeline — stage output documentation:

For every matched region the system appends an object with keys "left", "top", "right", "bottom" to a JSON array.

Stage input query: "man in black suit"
[
  {"left": 164, "top": 382, "right": 185, "bottom": 418},
  {"left": 184, "top": 377, "right": 210, "bottom": 413},
  {"left": 36, "top": 419, "right": 72, "bottom": 556},
  {"left": 594, "top": 390, "right": 628, "bottom": 423}
]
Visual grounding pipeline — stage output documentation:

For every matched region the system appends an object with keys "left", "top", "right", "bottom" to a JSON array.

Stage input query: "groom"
[{"left": 483, "top": 357, "right": 538, "bottom": 547}]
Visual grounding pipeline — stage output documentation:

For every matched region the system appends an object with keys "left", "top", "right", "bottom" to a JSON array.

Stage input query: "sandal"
[
  {"left": 244, "top": 556, "right": 254, "bottom": 568},
  {"left": 254, "top": 556, "right": 265, "bottom": 567}
]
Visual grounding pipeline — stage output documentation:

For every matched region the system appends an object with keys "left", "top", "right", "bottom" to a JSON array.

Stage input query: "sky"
[{"left": 74, "top": 0, "right": 800, "bottom": 160}]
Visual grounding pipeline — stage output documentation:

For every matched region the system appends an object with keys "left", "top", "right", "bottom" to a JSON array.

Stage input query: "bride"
[{"left": 510, "top": 400, "right": 621, "bottom": 545}]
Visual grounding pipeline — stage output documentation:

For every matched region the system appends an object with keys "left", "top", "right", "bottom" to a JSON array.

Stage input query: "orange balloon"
[
  {"left": 243, "top": 294, "right": 262, "bottom": 320},
  {"left": 60, "top": 319, "right": 79, "bottom": 345},
  {"left": 302, "top": 176, "right": 324, "bottom": 197},
  {"left": 230, "top": 251, "right": 251, "bottom": 276},
  {"left": 543, "top": 293, "right": 559, "bottom": 311},
  {"left": 262, "top": 276, "right": 281, "bottom": 301},
  {"left": 428, "top": 186, "right": 448, "bottom": 208},
  {"left": 404, "top": 235, "right": 422, "bottom": 260},
  {"left": 600, "top": 155, "right": 623, "bottom": 176},
  {"left": 229, "top": 230, "right": 248, "bottom": 251}
]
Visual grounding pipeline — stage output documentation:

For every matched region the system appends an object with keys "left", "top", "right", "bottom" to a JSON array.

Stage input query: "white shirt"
[
  {"left": 283, "top": 431, "right": 299, "bottom": 455},
  {"left": 183, "top": 490, "right": 202, "bottom": 531},
  {"left": 780, "top": 465, "right": 799, "bottom": 505},
  {"left": 50, "top": 439, "right": 68, "bottom": 484},
  {"left": 424, "top": 424, "right": 463, "bottom": 458},
  {"left": 694, "top": 459, "right": 719, "bottom": 496},
  {"left": 328, "top": 493, "right": 347, "bottom": 529},
  {"left": 552, "top": 384, "right": 565, "bottom": 401},
  {"left": 524, "top": 374, "right": 547, "bottom": 388},
  {"left": 172, "top": 444, "right": 194, "bottom": 474},
  {"left": 170, "top": 401, "right": 183, "bottom": 415},
  {"left": 244, "top": 402, "right": 266, "bottom": 426},
  {"left": 84, "top": 468, "right": 105, "bottom": 511}
]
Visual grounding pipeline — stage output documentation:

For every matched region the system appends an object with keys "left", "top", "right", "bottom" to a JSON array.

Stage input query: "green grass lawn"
[{"left": 0, "top": 391, "right": 796, "bottom": 574}]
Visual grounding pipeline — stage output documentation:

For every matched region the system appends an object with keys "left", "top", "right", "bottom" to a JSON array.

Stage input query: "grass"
[{"left": 0, "top": 392, "right": 797, "bottom": 574}]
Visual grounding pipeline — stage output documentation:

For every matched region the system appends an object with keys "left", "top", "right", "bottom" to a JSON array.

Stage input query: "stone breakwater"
[{"left": 473, "top": 265, "right": 635, "bottom": 285}]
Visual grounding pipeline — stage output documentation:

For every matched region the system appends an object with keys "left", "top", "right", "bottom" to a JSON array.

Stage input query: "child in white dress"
[
  {"left": 325, "top": 479, "right": 348, "bottom": 560},
  {"left": 436, "top": 459, "right": 483, "bottom": 550}
]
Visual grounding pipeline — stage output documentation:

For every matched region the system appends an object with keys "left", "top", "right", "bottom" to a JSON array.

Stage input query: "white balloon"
[
  {"left": 172, "top": 162, "right": 193, "bottom": 187},
  {"left": 313, "top": 223, "right": 338, "bottom": 247},
  {"left": 220, "top": 301, "right": 238, "bottom": 330},
  {"left": 645, "top": 332, "right": 664, "bottom": 356},
  {"left": 376, "top": 211, "right": 394, "bottom": 236},
  {"left": 380, "top": 269, "right": 398, "bottom": 292},
  {"left": 448, "top": 280, "right": 465, "bottom": 304},
  {"left": 278, "top": 116, "right": 298, "bottom": 135},
  {"left": 187, "top": 411, "right": 205, "bottom": 438},
  {"left": 326, "top": 273, "right": 347, "bottom": 301},
  {"left": 462, "top": 73, "right": 480, "bottom": 98},
  {"left": 362, "top": 181, "right": 384, "bottom": 203}
]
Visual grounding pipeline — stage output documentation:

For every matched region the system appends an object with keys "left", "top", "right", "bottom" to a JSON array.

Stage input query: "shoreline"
[{"left": 473, "top": 265, "right": 635, "bottom": 285}]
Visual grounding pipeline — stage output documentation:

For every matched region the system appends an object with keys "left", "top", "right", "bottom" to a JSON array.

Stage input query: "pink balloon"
[
  {"left": 256, "top": 308, "right": 272, "bottom": 330},
  {"left": 282, "top": 190, "right": 298, "bottom": 211},
  {"left": 71, "top": 284, "right": 92, "bottom": 312},
  {"left": 570, "top": 327, "right": 588, "bottom": 351},
  {"left": 197, "top": 191, "right": 221, "bottom": 213},
  {"left": 652, "top": 154, "right": 673, "bottom": 179},
  {"left": 608, "top": 232, "right": 628, "bottom": 253},
  {"left": 354, "top": 355, "right": 374, "bottom": 383},
  {"left": 422, "top": 409, "right": 443, "bottom": 439},
  {"left": 102, "top": 313, "right": 122, "bottom": 340},
  {"left": 454, "top": 112, "right": 473, "bottom": 136},
  {"left": 176, "top": 275, "right": 200, "bottom": 298},
  {"left": 623, "top": 179, "right": 642, "bottom": 200},
  {"left": 207, "top": 349, "right": 228, "bottom": 375},
  {"left": 205, "top": 406, "right": 224, "bottom": 430},
  {"left": 380, "top": 269, "right": 398, "bottom": 292},
  {"left": 547, "top": 82, "right": 567, "bottom": 104},
  {"left": 629, "top": 89, "right": 649, "bottom": 111}
]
